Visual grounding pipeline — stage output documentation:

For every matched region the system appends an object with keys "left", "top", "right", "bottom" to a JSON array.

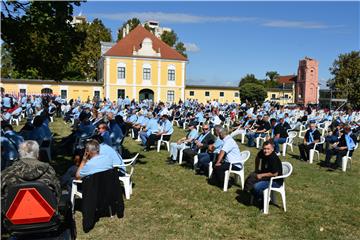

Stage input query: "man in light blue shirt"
[
  {"left": 139, "top": 112, "right": 158, "bottom": 146},
  {"left": 76, "top": 140, "right": 118, "bottom": 178},
  {"left": 2, "top": 94, "right": 12, "bottom": 109},
  {"left": 211, "top": 127, "right": 242, "bottom": 187},
  {"left": 144, "top": 114, "right": 172, "bottom": 151}
]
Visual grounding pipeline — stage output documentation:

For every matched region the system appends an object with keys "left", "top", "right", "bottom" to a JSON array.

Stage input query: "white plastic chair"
[
  {"left": 178, "top": 145, "right": 190, "bottom": 164},
  {"left": 282, "top": 131, "right": 297, "bottom": 156},
  {"left": 263, "top": 162, "right": 293, "bottom": 214},
  {"left": 70, "top": 179, "right": 83, "bottom": 212},
  {"left": 115, "top": 153, "right": 139, "bottom": 200},
  {"left": 192, "top": 149, "right": 201, "bottom": 170},
  {"left": 223, "top": 150, "right": 250, "bottom": 191},
  {"left": 256, "top": 132, "right": 269, "bottom": 149},
  {"left": 298, "top": 125, "right": 307, "bottom": 139},
  {"left": 157, "top": 134, "right": 171, "bottom": 152},
  {"left": 309, "top": 136, "right": 325, "bottom": 164},
  {"left": 342, "top": 143, "right": 358, "bottom": 172}
]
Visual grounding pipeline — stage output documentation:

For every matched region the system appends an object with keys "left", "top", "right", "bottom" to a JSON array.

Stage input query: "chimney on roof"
[{"left": 126, "top": 24, "right": 130, "bottom": 35}]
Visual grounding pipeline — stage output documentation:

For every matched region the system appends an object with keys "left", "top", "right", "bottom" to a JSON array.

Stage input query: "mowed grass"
[{"left": 13, "top": 118, "right": 360, "bottom": 240}]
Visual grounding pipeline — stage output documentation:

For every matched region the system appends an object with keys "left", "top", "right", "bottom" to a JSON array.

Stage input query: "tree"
[
  {"left": 239, "top": 74, "right": 261, "bottom": 86},
  {"left": 175, "top": 42, "right": 187, "bottom": 58},
  {"left": 240, "top": 83, "right": 267, "bottom": 103},
  {"left": 265, "top": 71, "right": 280, "bottom": 82},
  {"left": 160, "top": 30, "right": 177, "bottom": 47},
  {"left": 117, "top": 18, "right": 140, "bottom": 41},
  {"left": 1, "top": 1, "right": 86, "bottom": 80},
  {"left": 65, "top": 18, "right": 112, "bottom": 81},
  {"left": 328, "top": 51, "right": 360, "bottom": 108}
]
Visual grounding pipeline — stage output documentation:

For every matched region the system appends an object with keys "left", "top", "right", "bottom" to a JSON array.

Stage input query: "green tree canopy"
[
  {"left": 329, "top": 51, "right": 360, "bottom": 108},
  {"left": 265, "top": 71, "right": 280, "bottom": 81},
  {"left": 240, "top": 83, "right": 267, "bottom": 103},
  {"left": 117, "top": 18, "right": 140, "bottom": 41},
  {"left": 175, "top": 42, "right": 187, "bottom": 58},
  {"left": 65, "top": 18, "right": 112, "bottom": 81},
  {"left": 1, "top": 1, "right": 85, "bottom": 80},
  {"left": 160, "top": 30, "right": 177, "bottom": 47},
  {"left": 239, "top": 74, "right": 261, "bottom": 87}
]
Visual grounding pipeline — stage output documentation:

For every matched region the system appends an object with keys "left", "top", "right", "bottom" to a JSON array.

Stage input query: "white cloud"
[
  {"left": 184, "top": 43, "right": 200, "bottom": 52},
  {"left": 262, "top": 20, "right": 342, "bottom": 29},
  {"left": 90, "top": 12, "right": 257, "bottom": 24}
]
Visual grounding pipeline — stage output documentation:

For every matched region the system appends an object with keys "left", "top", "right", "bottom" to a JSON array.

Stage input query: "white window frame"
[
  {"left": 116, "top": 62, "right": 126, "bottom": 84},
  {"left": 167, "top": 90, "right": 175, "bottom": 102},
  {"left": 167, "top": 65, "right": 176, "bottom": 82},
  {"left": 143, "top": 63, "right": 151, "bottom": 81}
]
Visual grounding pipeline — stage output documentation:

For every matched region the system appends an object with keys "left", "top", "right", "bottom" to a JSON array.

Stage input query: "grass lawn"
[{"left": 13, "top": 118, "right": 360, "bottom": 240}]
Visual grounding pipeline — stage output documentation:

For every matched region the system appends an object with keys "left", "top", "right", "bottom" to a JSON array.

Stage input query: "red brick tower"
[{"left": 295, "top": 57, "right": 319, "bottom": 105}]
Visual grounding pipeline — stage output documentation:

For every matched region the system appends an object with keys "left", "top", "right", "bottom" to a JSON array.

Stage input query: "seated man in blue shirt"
[
  {"left": 145, "top": 114, "right": 173, "bottom": 151},
  {"left": 139, "top": 112, "right": 159, "bottom": 147},
  {"left": 76, "top": 140, "right": 120, "bottom": 179}
]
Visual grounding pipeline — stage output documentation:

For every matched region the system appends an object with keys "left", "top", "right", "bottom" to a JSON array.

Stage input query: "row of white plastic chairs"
[{"left": 157, "top": 137, "right": 293, "bottom": 214}]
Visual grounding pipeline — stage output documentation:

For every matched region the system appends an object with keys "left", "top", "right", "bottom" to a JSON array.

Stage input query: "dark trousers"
[
  {"left": 146, "top": 134, "right": 171, "bottom": 150},
  {"left": 132, "top": 127, "right": 139, "bottom": 139},
  {"left": 298, "top": 143, "right": 316, "bottom": 161},
  {"left": 324, "top": 148, "right": 348, "bottom": 167},
  {"left": 182, "top": 148, "right": 198, "bottom": 165},
  {"left": 211, "top": 162, "right": 240, "bottom": 187}
]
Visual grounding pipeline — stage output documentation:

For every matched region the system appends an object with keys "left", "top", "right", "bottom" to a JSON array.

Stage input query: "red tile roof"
[
  {"left": 104, "top": 25, "right": 187, "bottom": 61},
  {"left": 277, "top": 75, "right": 297, "bottom": 84}
]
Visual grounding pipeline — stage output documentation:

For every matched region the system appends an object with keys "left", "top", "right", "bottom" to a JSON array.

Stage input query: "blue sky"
[{"left": 74, "top": 1, "right": 359, "bottom": 88}]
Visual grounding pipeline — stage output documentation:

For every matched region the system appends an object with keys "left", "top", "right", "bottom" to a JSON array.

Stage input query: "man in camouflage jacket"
[{"left": 1, "top": 140, "right": 61, "bottom": 202}]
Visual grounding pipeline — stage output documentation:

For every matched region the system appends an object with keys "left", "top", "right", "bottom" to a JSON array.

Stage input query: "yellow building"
[
  {"left": 1, "top": 25, "right": 242, "bottom": 104},
  {"left": 98, "top": 25, "right": 187, "bottom": 103},
  {"left": 0, "top": 79, "right": 102, "bottom": 101},
  {"left": 265, "top": 75, "right": 296, "bottom": 105},
  {"left": 185, "top": 85, "right": 240, "bottom": 103}
]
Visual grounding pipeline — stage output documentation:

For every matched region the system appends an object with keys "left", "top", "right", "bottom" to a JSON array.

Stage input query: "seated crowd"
[{"left": 1, "top": 93, "right": 360, "bottom": 232}]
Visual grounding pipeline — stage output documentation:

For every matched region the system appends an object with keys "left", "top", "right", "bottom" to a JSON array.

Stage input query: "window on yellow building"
[
  {"left": 234, "top": 92, "right": 239, "bottom": 97},
  {"left": 61, "top": 90, "right": 67, "bottom": 99},
  {"left": 117, "top": 67, "right": 125, "bottom": 79},
  {"left": 205, "top": 91, "right": 210, "bottom": 97},
  {"left": 94, "top": 90, "right": 100, "bottom": 99},
  {"left": 285, "top": 94, "right": 289, "bottom": 99},
  {"left": 167, "top": 90, "right": 175, "bottom": 102},
  {"left": 168, "top": 69, "right": 175, "bottom": 81},
  {"left": 20, "top": 89, "right": 26, "bottom": 95},
  {"left": 272, "top": 94, "right": 276, "bottom": 99},
  {"left": 117, "top": 89, "right": 125, "bottom": 99},
  {"left": 143, "top": 68, "right": 151, "bottom": 80},
  {"left": 189, "top": 91, "right": 194, "bottom": 96},
  {"left": 219, "top": 92, "right": 224, "bottom": 97}
]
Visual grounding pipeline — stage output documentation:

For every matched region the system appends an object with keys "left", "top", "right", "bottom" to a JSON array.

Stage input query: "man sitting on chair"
[
  {"left": 210, "top": 128, "right": 242, "bottom": 187},
  {"left": 323, "top": 125, "right": 357, "bottom": 169},
  {"left": 76, "top": 140, "right": 121, "bottom": 179},
  {"left": 245, "top": 141, "right": 283, "bottom": 204},
  {"left": 144, "top": 114, "right": 173, "bottom": 151},
  {"left": 1, "top": 140, "right": 61, "bottom": 201},
  {"left": 298, "top": 122, "right": 321, "bottom": 161}
]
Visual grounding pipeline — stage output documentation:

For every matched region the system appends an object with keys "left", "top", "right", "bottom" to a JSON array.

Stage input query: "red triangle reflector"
[{"left": 6, "top": 188, "right": 55, "bottom": 225}]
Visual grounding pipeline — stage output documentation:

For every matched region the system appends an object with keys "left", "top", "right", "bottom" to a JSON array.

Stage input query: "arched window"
[{"left": 41, "top": 88, "right": 53, "bottom": 94}]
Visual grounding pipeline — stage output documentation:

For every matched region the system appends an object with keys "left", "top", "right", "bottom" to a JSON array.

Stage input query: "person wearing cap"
[
  {"left": 169, "top": 121, "right": 198, "bottom": 162},
  {"left": 145, "top": 114, "right": 173, "bottom": 151}
]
